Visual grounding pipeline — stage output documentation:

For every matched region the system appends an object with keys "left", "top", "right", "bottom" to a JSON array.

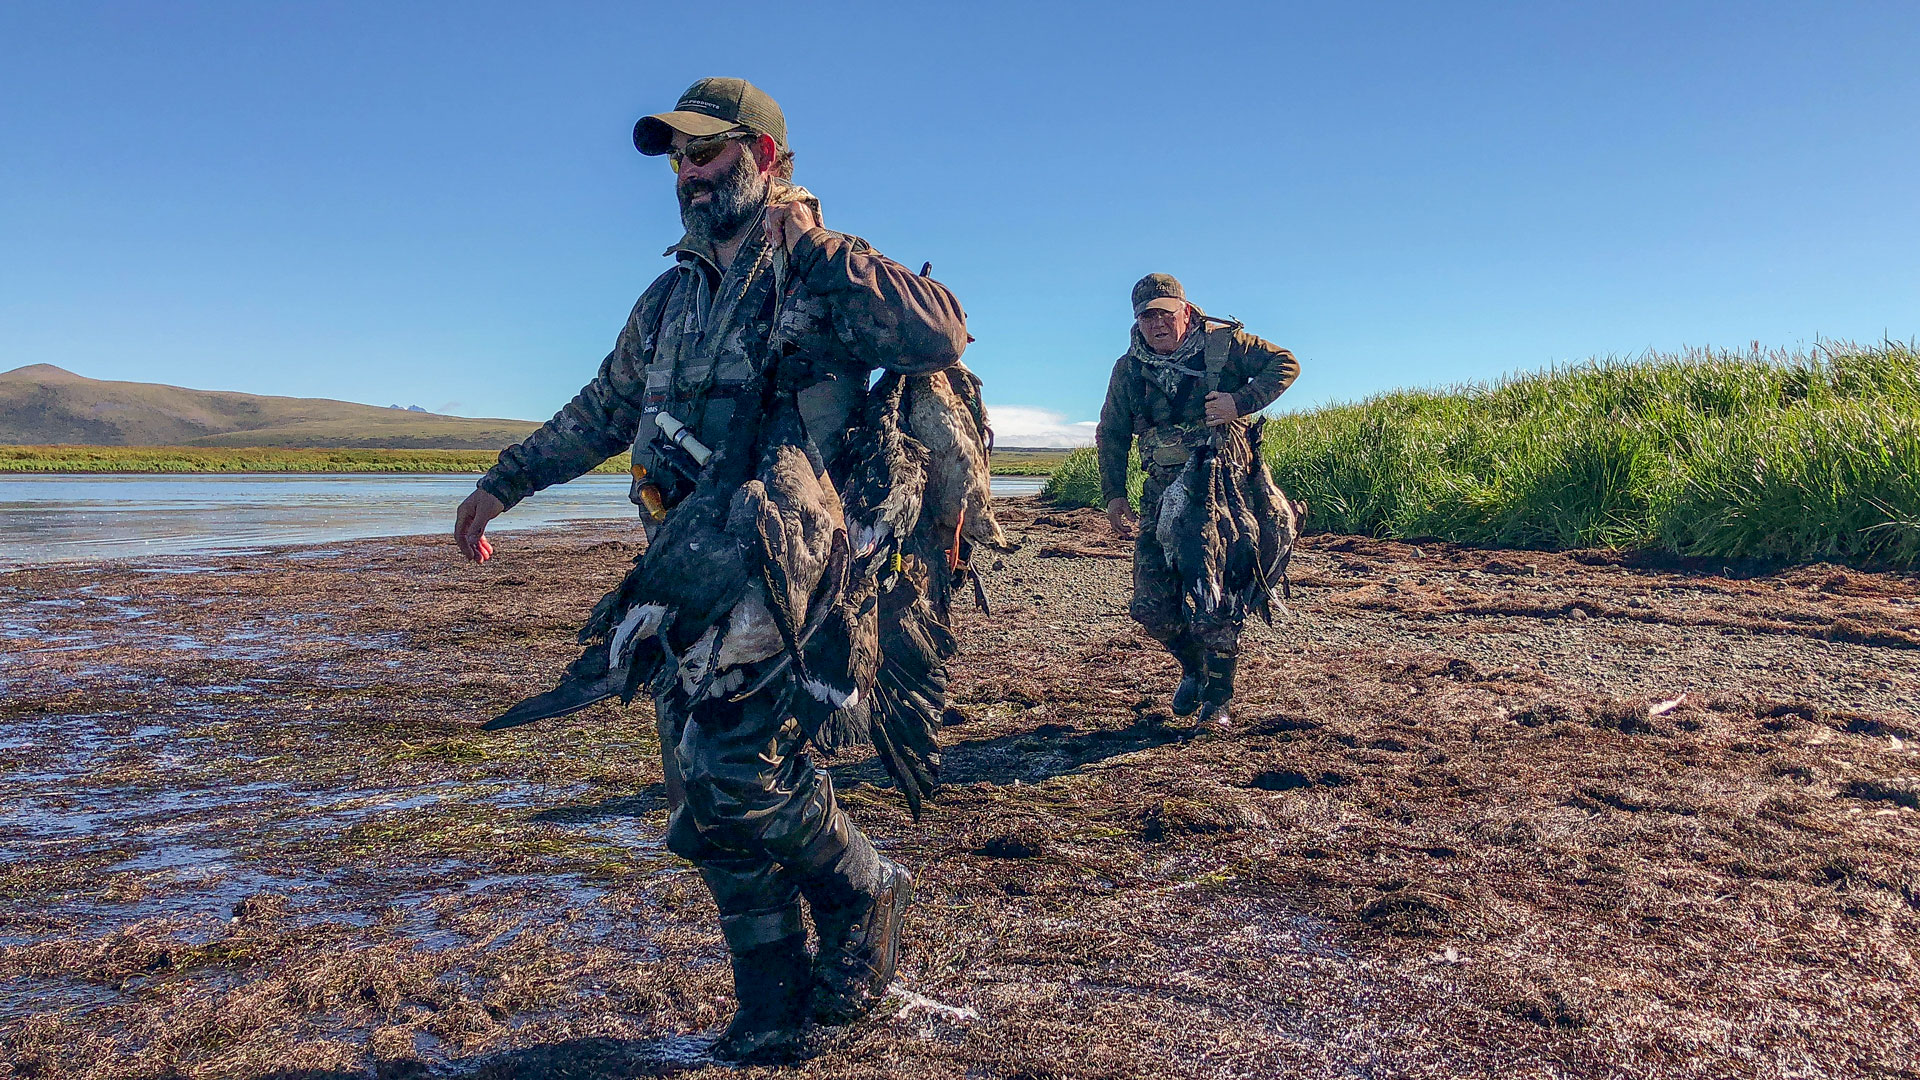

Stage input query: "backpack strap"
[{"left": 1201, "top": 316, "right": 1243, "bottom": 395}]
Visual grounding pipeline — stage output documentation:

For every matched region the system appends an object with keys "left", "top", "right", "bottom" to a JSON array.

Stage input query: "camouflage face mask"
[{"left": 1128, "top": 324, "right": 1207, "bottom": 397}]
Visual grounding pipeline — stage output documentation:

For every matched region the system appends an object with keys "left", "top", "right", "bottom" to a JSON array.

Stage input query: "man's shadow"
[
  {"left": 830, "top": 712, "right": 1191, "bottom": 790},
  {"left": 529, "top": 786, "right": 670, "bottom": 828},
  {"left": 249, "top": 1032, "right": 716, "bottom": 1079},
  {"left": 518, "top": 714, "right": 1185, "bottom": 834},
  {"left": 458, "top": 1033, "right": 717, "bottom": 1078}
]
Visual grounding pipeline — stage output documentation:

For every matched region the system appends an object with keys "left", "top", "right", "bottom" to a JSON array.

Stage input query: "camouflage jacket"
[
  {"left": 478, "top": 218, "right": 967, "bottom": 512},
  {"left": 1094, "top": 319, "right": 1299, "bottom": 505}
]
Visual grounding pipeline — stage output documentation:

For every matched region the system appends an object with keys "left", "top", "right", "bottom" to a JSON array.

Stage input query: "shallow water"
[{"left": 0, "top": 473, "right": 1046, "bottom": 566}]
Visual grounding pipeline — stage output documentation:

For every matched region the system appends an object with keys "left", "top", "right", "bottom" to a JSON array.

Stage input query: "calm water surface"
[{"left": 0, "top": 473, "right": 1047, "bottom": 566}]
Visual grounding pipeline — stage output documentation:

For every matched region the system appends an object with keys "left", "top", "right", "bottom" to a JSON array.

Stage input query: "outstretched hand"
[
  {"left": 455, "top": 489, "right": 504, "bottom": 563},
  {"left": 1107, "top": 497, "right": 1138, "bottom": 540}
]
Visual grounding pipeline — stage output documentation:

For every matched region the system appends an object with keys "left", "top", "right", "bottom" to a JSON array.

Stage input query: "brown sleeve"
[
  {"left": 476, "top": 273, "right": 672, "bottom": 510},
  {"left": 785, "top": 227, "right": 969, "bottom": 375},
  {"left": 1226, "top": 329, "right": 1300, "bottom": 417},
  {"left": 1095, "top": 356, "right": 1137, "bottom": 506}
]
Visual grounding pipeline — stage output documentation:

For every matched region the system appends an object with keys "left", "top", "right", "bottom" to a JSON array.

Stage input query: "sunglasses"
[{"left": 668, "top": 131, "right": 756, "bottom": 173}]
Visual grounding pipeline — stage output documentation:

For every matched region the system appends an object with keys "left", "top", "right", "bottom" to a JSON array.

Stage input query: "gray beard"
[{"left": 678, "top": 153, "right": 769, "bottom": 252}]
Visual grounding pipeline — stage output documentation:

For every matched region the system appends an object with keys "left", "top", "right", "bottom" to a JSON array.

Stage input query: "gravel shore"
[{"left": 3, "top": 498, "right": 1917, "bottom": 1078}]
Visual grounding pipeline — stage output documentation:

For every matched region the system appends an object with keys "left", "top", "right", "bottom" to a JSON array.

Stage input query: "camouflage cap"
[
  {"left": 1132, "top": 273, "right": 1187, "bottom": 316},
  {"left": 634, "top": 77, "right": 788, "bottom": 156}
]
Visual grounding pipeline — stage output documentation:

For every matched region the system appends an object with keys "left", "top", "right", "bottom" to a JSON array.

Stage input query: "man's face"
[
  {"left": 1136, "top": 304, "right": 1192, "bottom": 354},
  {"left": 672, "top": 130, "right": 771, "bottom": 247}
]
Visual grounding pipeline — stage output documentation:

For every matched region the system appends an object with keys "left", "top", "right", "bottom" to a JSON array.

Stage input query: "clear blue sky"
[{"left": 3, "top": 2, "right": 1915, "bottom": 444}]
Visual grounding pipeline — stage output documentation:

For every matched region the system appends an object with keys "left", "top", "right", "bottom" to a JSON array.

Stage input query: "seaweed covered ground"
[{"left": 3, "top": 499, "right": 1917, "bottom": 1079}]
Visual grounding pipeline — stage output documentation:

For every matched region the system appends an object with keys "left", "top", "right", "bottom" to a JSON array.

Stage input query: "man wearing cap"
[
  {"left": 450, "top": 78, "right": 968, "bottom": 1061},
  {"left": 1096, "top": 273, "right": 1299, "bottom": 725}
]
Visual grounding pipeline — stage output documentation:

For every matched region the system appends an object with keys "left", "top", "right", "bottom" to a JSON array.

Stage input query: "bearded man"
[
  {"left": 1097, "top": 273, "right": 1299, "bottom": 726},
  {"left": 451, "top": 78, "right": 968, "bottom": 1062}
]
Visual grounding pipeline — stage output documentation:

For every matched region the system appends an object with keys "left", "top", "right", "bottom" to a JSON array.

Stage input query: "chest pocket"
[
  {"left": 642, "top": 367, "right": 671, "bottom": 414},
  {"left": 712, "top": 356, "right": 757, "bottom": 393}
]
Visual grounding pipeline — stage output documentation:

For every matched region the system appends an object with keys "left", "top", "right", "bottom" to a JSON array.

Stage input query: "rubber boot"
[
  {"left": 805, "top": 857, "right": 913, "bottom": 1025},
  {"left": 789, "top": 813, "right": 913, "bottom": 1025},
  {"left": 1169, "top": 639, "right": 1207, "bottom": 717},
  {"left": 711, "top": 933, "right": 812, "bottom": 1064},
  {"left": 1195, "top": 652, "right": 1237, "bottom": 728}
]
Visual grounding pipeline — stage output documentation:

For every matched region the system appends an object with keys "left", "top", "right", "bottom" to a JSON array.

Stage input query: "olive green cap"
[
  {"left": 1132, "top": 272, "right": 1187, "bottom": 316},
  {"left": 634, "top": 77, "right": 788, "bottom": 155}
]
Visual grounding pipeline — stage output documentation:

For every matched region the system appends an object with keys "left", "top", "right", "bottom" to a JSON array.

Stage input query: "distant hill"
[{"left": 0, "top": 365, "right": 542, "bottom": 449}]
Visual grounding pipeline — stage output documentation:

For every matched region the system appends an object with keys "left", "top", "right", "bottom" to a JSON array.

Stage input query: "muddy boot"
[
  {"left": 711, "top": 934, "right": 812, "bottom": 1064},
  {"left": 783, "top": 791, "right": 912, "bottom": 1024},
  {"left": 1169, "top": 640, "right": 1207, "bottom": 717},
  {"left": 1194, "top": 652, "right": 1236, "bottom": 728},
  {"left": 806, "top": 857, "right": 913, "bottom": 1025}
]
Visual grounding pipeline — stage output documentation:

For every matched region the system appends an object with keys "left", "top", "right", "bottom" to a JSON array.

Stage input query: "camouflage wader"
[{"left": 658, "top": 695, "right": 881, "bottom": 956}]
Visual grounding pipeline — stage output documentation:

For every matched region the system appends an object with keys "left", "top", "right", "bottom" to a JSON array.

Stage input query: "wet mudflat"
[{"left": 2, "top": 500, "right": 1917, "bottom": 1078}]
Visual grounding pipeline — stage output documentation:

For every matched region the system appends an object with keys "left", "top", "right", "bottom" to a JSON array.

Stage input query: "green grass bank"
[{"left": 1045, "top": 343, "right": 1920, "bottom": 568}]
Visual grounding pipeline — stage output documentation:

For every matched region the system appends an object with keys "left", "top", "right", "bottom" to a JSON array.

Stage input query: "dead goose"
[
  {"left": 718, "top": 376, "right": 853, "bottom": 709},
  {"left": 487, "top": 366, "right": 851, "bottom": 729},
  {"left": 1215, "top": 431, "right": 1264, "bottom": 622},
  {"left": 906, "top": 363, "right": 1008, "bottom": 555},
  {"left": 484, "top": 460, "right": 752, "bottom": 730},
  {"left": 1156, "top": 426, "right": 1269, "bottom": 630},
  {"left": 1157, "top": 437, "right": 1229, "bottom": 621},
  {"left": 837, "top": 370, "right": 929, "bottom": 587},
  {"left": 1240, "top": 418, "right": 1301, "bottom": 622},
  {"left": 1153, "top": 421, "right": 1303, "bottom": 643}
]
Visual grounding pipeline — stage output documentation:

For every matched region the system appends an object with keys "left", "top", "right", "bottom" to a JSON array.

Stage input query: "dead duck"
[{"left": 487, "top": 364, "right": 851, "bottom": 729}]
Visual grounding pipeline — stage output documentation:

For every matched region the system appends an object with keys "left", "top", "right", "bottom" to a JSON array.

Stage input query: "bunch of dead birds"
[
  {"left": 1156, "top": 418, "right": 1303, "bottom": 637},
  {"left": 488, "top": 357, "right": 1005, "bottom": 815}
]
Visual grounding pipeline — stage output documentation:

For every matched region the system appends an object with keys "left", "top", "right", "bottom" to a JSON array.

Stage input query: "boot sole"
[
  {"left": 1196, "top": 700, "right": 1232, "bottom": 727},
  {"left": 712, "top": 1030, "right": 810, "bottom": 1066}
]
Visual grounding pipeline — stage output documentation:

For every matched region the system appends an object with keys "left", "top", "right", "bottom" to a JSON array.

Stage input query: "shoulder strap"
[{"left": 1202, "top": 316, "right": 1243, "bottom": 394}]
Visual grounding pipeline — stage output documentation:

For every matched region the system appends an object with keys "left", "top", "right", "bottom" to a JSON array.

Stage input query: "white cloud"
[{"left": 986, "top": 405, "right": 1097, "bottom": 448}]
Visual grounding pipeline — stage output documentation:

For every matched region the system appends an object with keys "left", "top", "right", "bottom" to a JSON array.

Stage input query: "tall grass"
[
  {"left": 1043, "top": 445, "right": 1141, "bottom": 510},
  {"left": 1045, "top": 342, "right": 1920, "bottom": 568}
]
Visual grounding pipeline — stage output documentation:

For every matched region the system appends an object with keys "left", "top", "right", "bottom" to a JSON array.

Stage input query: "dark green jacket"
[{"left": 1094, "top": 321, "right": 1299, "bottom": 505}]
